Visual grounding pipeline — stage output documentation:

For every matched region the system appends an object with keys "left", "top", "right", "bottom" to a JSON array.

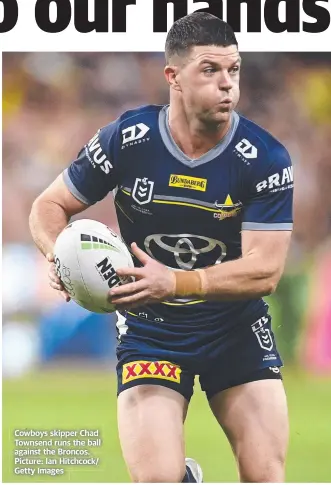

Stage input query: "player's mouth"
[
  {"left": 219, "top": 98, "right": 232, "bottom": 105},
  {"left": 218, "top": 99, "right": 232, "bottom": 111}
]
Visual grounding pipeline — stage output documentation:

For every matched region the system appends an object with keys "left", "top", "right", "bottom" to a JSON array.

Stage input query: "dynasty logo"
[
  {"left": 214, "top": 194, "right": 243, "bottom": 220},
  {"left": 169, "top": 174, "right": 207, "bottom": 192},
  {"left": 122, "top": 361, "right": 181, "bottom": 384}
]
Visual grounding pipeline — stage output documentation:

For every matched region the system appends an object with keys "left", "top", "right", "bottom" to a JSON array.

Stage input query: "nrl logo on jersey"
[
  {"left": 213, "top": 195, "right": 243, "bottom": 220},
  {"left": 121, "top": 123, "right": 150, "bottom": 149},
  {"left": 132, "top": 177, "right": 154, "bottom": 205}
]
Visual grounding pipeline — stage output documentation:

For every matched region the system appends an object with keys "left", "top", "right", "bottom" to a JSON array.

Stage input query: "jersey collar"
[{"left": 158, "top": 105, "right": 240, "bottom": 168}]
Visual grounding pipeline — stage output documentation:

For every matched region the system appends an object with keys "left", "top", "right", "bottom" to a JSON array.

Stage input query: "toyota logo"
[{"left": 144, "top": 234, "right": 227, "bottom": 270}]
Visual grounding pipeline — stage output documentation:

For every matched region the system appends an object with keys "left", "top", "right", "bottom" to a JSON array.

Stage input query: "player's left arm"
[
  {"left": 187, "top": 229, "right": 292, "bottom": 300},
  {"left": 181, "top": 143, "right": 294, "bottom": 300}
]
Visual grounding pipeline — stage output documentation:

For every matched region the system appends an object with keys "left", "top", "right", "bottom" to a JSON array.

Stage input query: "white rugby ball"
[{"left": 53, "top": 219, "right": 134, "bottom": 313}]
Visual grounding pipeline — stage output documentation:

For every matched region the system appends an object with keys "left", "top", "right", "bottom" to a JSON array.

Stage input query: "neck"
[{"left": 168, "top": 103, "right": 232, "bottom": 160}]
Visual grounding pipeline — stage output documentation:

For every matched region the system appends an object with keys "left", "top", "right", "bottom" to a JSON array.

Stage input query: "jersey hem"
[{"left": 242, "top": 222, "right": 293, "bottom": 230}]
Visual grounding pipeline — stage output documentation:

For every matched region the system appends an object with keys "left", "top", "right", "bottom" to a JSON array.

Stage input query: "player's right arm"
[
  {"left": 29, "top": 176, "right": 89, "bottom": 302},
  {"left": 29, "top": 123, "right": 119, "bottom": 300},
  {"left": 29, "top": 175, "right": 88, "bottom": 257}
]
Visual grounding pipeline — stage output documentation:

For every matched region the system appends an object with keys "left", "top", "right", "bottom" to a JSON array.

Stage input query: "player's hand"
[
  {"left": 46, "top": 253, "right": 71, "bottom": 303},
  {"left": 109, "top": 243, "right": 176, "bottom": 310}
]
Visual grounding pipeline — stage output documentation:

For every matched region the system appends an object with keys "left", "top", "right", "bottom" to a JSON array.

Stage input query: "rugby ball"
[{"left": 53, "top": 219, "right": 134, "bottom": 313}]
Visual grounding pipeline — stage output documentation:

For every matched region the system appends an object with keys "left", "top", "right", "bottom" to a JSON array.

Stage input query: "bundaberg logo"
[{"left": 169, "top": 174, "right": 207, "bottom": 192}]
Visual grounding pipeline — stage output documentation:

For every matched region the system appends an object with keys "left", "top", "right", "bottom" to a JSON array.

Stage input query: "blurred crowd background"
[
  {"left": 2, "top": 52, "right": 331, "bottom": 483},
  {"left": 3, "top": 52, "right": 331, "bottom": 376}
]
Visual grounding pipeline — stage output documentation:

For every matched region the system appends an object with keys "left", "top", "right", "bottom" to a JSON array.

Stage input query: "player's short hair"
[{"left": 165, "top": 12, "right": 238, "bottom": 63}]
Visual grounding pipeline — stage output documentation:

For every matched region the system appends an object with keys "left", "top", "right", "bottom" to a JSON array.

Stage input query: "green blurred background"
[
  {"left": 3, "top": 52, "right": 331, "bottom": 482},
  {"left": 3, "top": 368, "right": 331, "bottom": 482}
]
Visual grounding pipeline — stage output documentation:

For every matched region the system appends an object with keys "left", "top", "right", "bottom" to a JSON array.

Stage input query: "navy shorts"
[{"left": 116, "top": 313, "right": 283, "bottom": 401}]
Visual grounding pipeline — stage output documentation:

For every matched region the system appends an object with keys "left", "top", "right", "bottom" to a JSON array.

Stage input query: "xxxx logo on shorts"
[{"left": 122, "top": 361, "right": 181, "bottom": 384}]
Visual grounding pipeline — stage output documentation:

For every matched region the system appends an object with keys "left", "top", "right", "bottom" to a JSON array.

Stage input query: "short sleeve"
[
  {"left": 242, "top": 145, "right": 293, "bottom": 231},
  {"left": 63, "top": 121, "right": 118, "bottom": 205}
]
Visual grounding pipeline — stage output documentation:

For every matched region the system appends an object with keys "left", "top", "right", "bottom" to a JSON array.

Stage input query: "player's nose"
[{"left": 218, "top": 70, "right": 233, "bottom": 91}]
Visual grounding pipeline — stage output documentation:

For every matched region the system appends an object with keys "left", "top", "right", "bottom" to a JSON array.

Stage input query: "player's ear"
[{"left": 164, "top": 65, "right": 182, "bottom": 92}]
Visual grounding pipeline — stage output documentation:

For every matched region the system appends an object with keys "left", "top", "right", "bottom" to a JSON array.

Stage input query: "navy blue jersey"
[{"left": 63, "top": 104, "right": 293, "bottom": 336}]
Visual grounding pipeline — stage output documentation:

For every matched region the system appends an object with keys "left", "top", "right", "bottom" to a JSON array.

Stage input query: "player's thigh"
[
  {"left": 209, "top": 376, "right": 289, "bottom": 482},
  {"left": 118, "top": 384, "right": 188, "bottom": 483}
]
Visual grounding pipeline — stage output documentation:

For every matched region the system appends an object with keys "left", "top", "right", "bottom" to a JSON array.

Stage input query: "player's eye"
[
  {"left": 229, "top": 65, "right": 240, "bottom": 74},
  {"left": 203, "top": 67, "right": 216, "bottom": 75}
]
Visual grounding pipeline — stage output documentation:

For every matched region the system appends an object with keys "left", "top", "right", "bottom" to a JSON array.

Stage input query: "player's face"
[{"left": 175, "top": 45, "right": 241, "bottom": 125}]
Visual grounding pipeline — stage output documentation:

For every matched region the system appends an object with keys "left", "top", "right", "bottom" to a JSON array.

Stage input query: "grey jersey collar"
[{"left": 158, "top": 106, "right": 240, "bottom": 168}]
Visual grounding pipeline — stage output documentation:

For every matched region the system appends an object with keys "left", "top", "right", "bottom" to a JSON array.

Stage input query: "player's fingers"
[
  {"left": 46, "top": 253, "right": 54, "bottom": 263},
  {"left": 60, "top": 290, "right": 71, "bottom": 303},
  {"left": 49, "top": 279, "right": 63, "bottom": 291},
  {"left": 49, "top": 268, "right": 61, "bottom": 284},
  {"left": 116, "top": 266, "right": 144, "bottom": 278},
  {"left": 108, "top": 280, "right": 146, "bottom": 299},
  {"left": 113, "top": 291, "right": 150, "bottom": 310},
  {"left": 130, "top": 242, "right": 151, "bottom": 266},
  {"left": 49, "top": 279, "right": 71, "bottom": 302},
  {"left": 48, "top": 268, "right": 60, "bottom": 281}
]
